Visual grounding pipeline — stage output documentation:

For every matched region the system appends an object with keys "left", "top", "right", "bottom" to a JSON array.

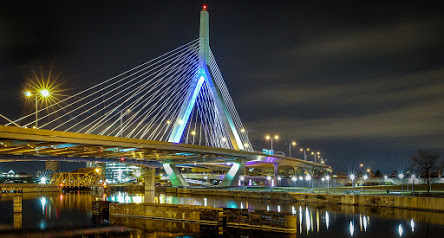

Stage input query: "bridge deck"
[{"left": 0, "top": 125, "right": 331, "bottom": 171}]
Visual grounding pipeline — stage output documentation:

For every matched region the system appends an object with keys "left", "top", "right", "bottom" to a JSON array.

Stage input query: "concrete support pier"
[
  {"left": 219, "top": 162, "right": 245, "bottom": 187},
  {"left": 143, "top": 168, "right": 155, "bottom": 191},
  {"left": 163, "top": 163, "right": 189, "bottom": 187}
]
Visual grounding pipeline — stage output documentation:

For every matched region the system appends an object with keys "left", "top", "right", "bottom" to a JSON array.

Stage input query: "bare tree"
[{"left": 412, "top": 150, "right": 441, "bottom": 193}]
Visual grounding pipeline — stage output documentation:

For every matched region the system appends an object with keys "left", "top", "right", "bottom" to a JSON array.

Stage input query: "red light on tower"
[
  {"left": 202, "top": 4, "right": 207, "bottom": 10},
  {"left": 120, "top": 157, "right": 125, "bottom": 161}
]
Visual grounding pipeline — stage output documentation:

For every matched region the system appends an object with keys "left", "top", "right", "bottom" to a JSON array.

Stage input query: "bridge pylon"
[{"left": 168, "top": 5, "right": 244, "bottom": 151}]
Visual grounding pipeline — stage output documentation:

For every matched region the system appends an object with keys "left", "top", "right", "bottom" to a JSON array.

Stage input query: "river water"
[{"left": 0, "top": 191, "right": 442, "bottom": 237}]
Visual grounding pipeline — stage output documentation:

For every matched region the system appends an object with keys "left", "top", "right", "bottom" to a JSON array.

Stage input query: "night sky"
[{"left": 1, "top": 1, "right": 443, "bottom": 173}]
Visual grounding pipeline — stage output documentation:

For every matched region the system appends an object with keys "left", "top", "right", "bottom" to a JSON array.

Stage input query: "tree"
[
  {"left": 412, "top": 150, "right": 441, "bottom": 192},
  {"left": 374, "top": 169, "right": 382, "bottom": 178}
]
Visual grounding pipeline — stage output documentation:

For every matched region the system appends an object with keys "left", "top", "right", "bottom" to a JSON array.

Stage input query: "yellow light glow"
[
  {"left": 317, "top": 152, "right": 320, "bottom": 155},
  {"left": 360, "top": 163, "right": 364, "bottom": 167},
  {"left": 95, "top": 168, "right": 100, "bottom": 174},
  {"left": 366, "top": 169, "right": 370, "bottom": 173},
  {"left": 307, "top": 148, "right": 310, "bottom": 151},
  {"left": 311, "top": 152, "right": 314, "bottom": 155},
  {"left": 274, "top": 135, "right": 279, "bottom": 140},
  {"left": 243, "top": 143, "right": 249, "bottom": 148},
  {"left": 241, "top": 128, "right": 245, "bottom": 133},
  {"left": 300, "top": 148, "right": 303, "bottom": 152},
  {"left": 265, "top": 135, "right": 270, "bottom": 140},
  {"left": 292, "top": 141, "right": 296, "bottom": 146},
  {"left": 166, "top": 120, "right": 171, "bottom": 124},
  {"left": 40, "top": 89, "right": 50, "bottom": 97},
  {"left": 23, "top": 67, "right": 64, "bottom": 108},
  {"left": 191, "top": 131, "right": 196, "bottom": 135}
]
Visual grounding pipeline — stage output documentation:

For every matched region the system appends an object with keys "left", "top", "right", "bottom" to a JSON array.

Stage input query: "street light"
[
  {"left": 289, "top": 141, "right": 297, "bottom": 157},
  {"left": 325, "top": 175, "right": 331, "bottom": 193},
  {"left": 305, "top": 174, "right": 312, "bottom": 190},
  {"left": 350, "top": 174, "right": 355, "bottom": 193},
  {"left": 265, "top": 134, "right": 279, "bottom": 151},
  {"left": 363, "top": 175, "right": 368, "bottom": 191},
  {"left": 299, "top": 148, "right": 310, "bottom": 161},
  {"left": 24, "top": 89, "right": 51, "bottom": 128},
  {"left": 399, "top": 173, "right": 405, "bottom": 193}
]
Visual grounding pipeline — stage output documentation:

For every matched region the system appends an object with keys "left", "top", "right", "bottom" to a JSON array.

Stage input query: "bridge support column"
[
  {"left": 273, "top": 163, "right": 279, "bottom": 187},
  {"left": 144, "top": 168, "right": 156, "bottom": 191},
  {"left": 219, "top": 162, "right": 245, "bottom": 187},
  {"left": 163, "top": 163, "right": 189, "bottom": 187}
]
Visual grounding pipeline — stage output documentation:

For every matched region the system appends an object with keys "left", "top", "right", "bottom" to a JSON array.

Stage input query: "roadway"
[{"left": 0, "top": 125, "right": 332, "bottom": 172}]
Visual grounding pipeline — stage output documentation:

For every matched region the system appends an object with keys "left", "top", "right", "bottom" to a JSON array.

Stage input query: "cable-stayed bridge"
[{"left": 0, "top": 6, "right": 331, "bottom": 187}]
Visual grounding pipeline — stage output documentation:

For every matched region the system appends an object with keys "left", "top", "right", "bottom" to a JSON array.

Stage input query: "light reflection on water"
[{"left": 0, "top": 191, "right": 443, "bottom": 237}]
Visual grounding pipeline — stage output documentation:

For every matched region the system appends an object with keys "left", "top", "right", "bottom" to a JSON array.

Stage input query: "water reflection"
[
  {"left": 0, "top": 191, "right": 443, "bottom": 238},
  {"left": 350, "top": 221, "right": 355, "bottom": 236},
  {"left": 325, "top": 211, "right": 329, "bottom": 230}
]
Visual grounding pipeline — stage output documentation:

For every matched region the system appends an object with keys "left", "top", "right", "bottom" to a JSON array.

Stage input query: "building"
[{"left": 86, "top": 162, "right": 141, "bottom": 184}]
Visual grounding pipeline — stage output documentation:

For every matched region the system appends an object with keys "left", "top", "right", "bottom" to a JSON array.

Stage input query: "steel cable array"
[{"left": 9, "top": 39, "right": 252, "bottom": 151}]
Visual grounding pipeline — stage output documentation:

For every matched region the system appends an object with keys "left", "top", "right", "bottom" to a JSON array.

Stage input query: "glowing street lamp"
[
  {"left": 299, "top": 147, "right": 310, "bottom": 161},
  {"left": 24, "top": 89, "right": 51, "bottom": 128},
  {"left": 399, "top": 173, "right": 405, "bottom": 193},
  {"left": 349, "top": 174, "right": 356, "bottom": 193},
  {"left": 265, "top": 134, "right": 279, "bottom": 151},
  {"left": 363, "top": 174, "right": 368, "bottom": 188},
  {"left": 315, "top": 151, "right": 321, "bottom": 163},
  {"left": 289, "top": 141, "right": 297, "bottom": 157},
  {"left": 241, "top": 128, "right": 253, "bottom": 139},
  {"left": 305, "top": 174, "right": 312, "bottom": 190}
]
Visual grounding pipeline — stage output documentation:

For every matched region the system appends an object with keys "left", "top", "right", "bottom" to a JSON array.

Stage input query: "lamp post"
[
  {"left": 291, "top": 176, "right": 297, "bottom": 187},
  {"left": 299, "top": 148, "right": 310, "bottom": 161},
  {"left": 350, "top": 174, "right": 355, "bottom": 194},
  {"left": 265, "top": 134, "right": 279, "bottom": 151},
  {"left": 190, "top": 130, "right": 196, "bottom": 144},
  {"left": 289, "top": 141, "right": 297, "bottom": 157},
  {"left": 305, "top": 174, "right": 312, "bottom": 191},
  {"left": 399, "top": 173, "right": 405, "bottom": 193},
  {"left": 325, "top": 175, "right": 331, "bottom": 193},
  {"left": 363, "top": 174, "right": 368, "bottom": 194},
  {"left": 25, "top": 89, "right": 51, "bottom": 128},
  {"left": 411, "top": 174, "right": 416, "bottom": 194},
  {"left": 241, "top": 128, "right": 253, "bottom": 138}
]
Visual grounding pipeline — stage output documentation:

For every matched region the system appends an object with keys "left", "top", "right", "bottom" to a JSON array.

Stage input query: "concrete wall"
[
  {"left": 0, "top": 183, "right": 60, "bottom": 193},
  {"left": 171, "top": 188, "right": 444, "bottom": 212}
]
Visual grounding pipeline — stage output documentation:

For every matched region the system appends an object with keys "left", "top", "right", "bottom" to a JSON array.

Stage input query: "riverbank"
[
  {"left": 166, "top": 187, "right": 444, "bottom": 212},
  {"left": 0, "top": 183, "right": 60, "bottom": 193}
]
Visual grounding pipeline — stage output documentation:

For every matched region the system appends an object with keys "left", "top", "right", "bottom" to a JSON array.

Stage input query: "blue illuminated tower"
[{"left": 168, "top": 5, "right": 244, "bottom": 150}]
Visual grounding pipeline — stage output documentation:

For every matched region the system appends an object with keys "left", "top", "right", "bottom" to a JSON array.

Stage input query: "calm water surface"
[{"left": 0, "top": 191, "right": 442, "bottom": 237}]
